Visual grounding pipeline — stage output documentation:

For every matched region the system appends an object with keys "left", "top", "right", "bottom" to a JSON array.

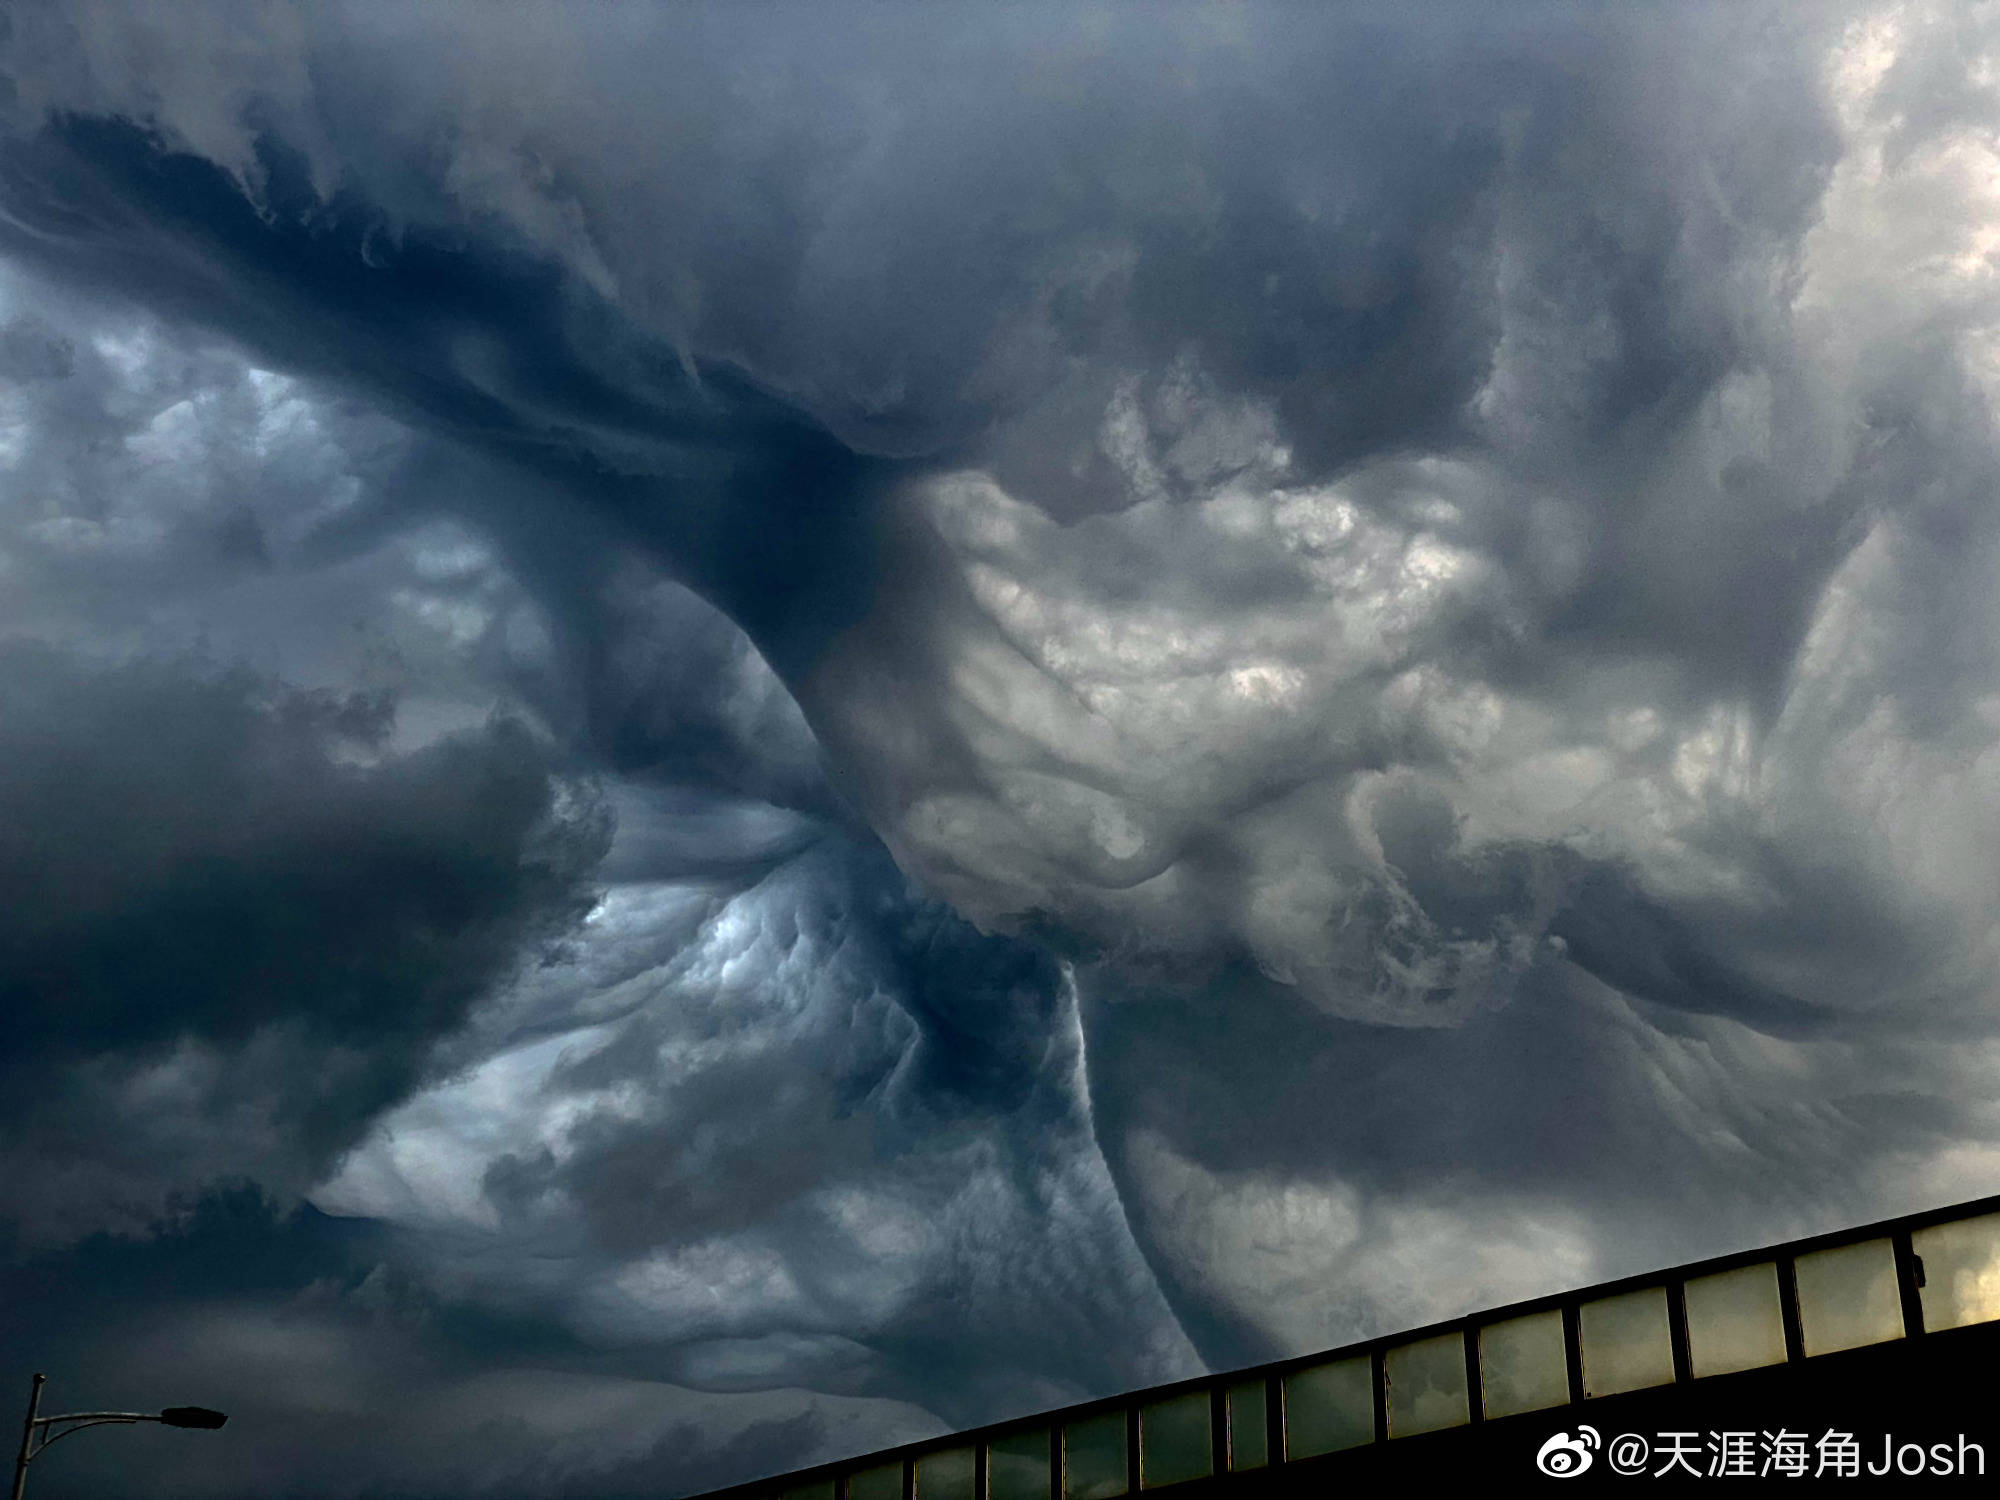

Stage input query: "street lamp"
[{"left": 11, "top": 1373, "right": 227, "bottom": 1500}]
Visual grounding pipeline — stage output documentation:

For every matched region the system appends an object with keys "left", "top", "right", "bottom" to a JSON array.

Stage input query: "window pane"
[
  {"left": 786, "top": 1481, "right": 835, "bottom": 1500},
  {"left": 1913, "top": 1212, "right": 2000, "bottom": 1332},
  {"left": 1383, "top": 1332, "right": 1468, "bottom": 1437},
  {"left": 1579, "top": 1287, "right": 1674, "bottom": 1398},
  {"left": 916, "top": 1448, "right": 975, "bottom": 1500},
  {"left": 1064, "top": 1411, "right": 1127, "bottom": 1500},
  {"left": 1139, "top": 1392, "right": 1210, "bottom": 1489},
  {"left": 990, "top": 1429, "right": 1050, "bottom": 1500},
  {"left": 1226, "top": 1380, "right": 1267, "bottom": 1471},
  {"left": 849, "top": 1464, "right": 903, "bottom": 1500},
  {"left": 1479, "top": 1310, "right": 1568, "bottom": 1418},
  {"left": 1684, "top": 1262, "right": 1787, "bottom": 1378},
  {"left": 1282, "top": 1356, "right": 1373, "bottom": 1458},
  {"left": 1795, "top": 1238, "right": 1904, "bottom": 1356}
]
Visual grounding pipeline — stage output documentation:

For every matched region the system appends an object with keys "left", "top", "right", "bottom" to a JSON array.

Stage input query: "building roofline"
[{"left": 688, "top": 1187, "right": 2000, "bottom": 1500}]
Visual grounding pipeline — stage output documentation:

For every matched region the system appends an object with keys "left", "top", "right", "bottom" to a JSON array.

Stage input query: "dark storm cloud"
[
  {"left": 0, "top": 104, "right": 886, "bottom": 679},
  {"left": 0, "top": 237, "right": 839, "bottom": 867},
  {"left": 582, "top": 561, "right": 833, "bottom": 819},
  {"left": 6, "top": 4, "right": 2000, "bottom": 1497},
  {"left": 0, "top": 1187, "right": 937, "bottom": 1500},
  {"left": 0, "top": 638, "right": 608, "bottom": 1247},
  {"left": 0, "top": 201, "right": 1192, "bottom": 1481},
  {"left": 482, "top": 843, "right": 1074, "bottom": 1261},
  {"left": 331, "top": 842, "right": 1197, "bottom": 1426}
]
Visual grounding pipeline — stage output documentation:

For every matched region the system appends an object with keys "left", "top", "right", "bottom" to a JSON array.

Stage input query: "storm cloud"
[
  {"left": 0, "top": 636, "right": 609, "bottom": 1249},
  {"left": 5, "top": 2, "right": 2000, "bottom": 1496}
]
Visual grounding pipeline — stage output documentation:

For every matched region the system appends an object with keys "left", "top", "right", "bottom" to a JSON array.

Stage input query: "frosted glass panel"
[
  {"left": 1139, "top": 1392, "right": 1210, "bottom": 1489},
  {"left": 1479, "top": 1310, "right": 1569, "bottom": 1418},
  {"left": 917, "top": 1448, "right": 975, "bottom": 1500},
  {"left": 990, "top": 1430, "right": 1050, "bottom": 1500},
  {"left": 1383, "top": 1332, "right": 1469, "bottom": 1437},
  {"left": 1226, "top": 1380, "right": 1267, "bottom": 1471},
  {"left": 1579, "top": 1287, "right": 1675, "bottom": 1397},
  {"left": 1913, "top": 1212, "right": 2000, "bottom": 1332},
  {"left": 1064, "top": 1411, "right": 1127, "bottom": 1500},
  {"left": 1282, "top": 1356, "right": 1373, "bottom": 1458},
  {"left": 1795, "top": 1239, "right": 1904, "bottom": 1356},
  {"left": 849, "top": 1464, "right": 903, "bottom": 1500},
  {"left": 1684, "top": 1262, "right": 1787, "bottom": 1377}
]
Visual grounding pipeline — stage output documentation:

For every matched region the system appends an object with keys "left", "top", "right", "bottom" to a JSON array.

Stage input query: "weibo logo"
[{"left": 1536, "top": 1426, "right": 1602, "bottom": 1477}]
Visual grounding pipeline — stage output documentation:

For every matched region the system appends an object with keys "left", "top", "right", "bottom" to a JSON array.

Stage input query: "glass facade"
[
  {"left": 1579, "top": 1286, "right": 1674, "bottom": 1398},
  {"left": 1478, "top": 1309, "right": 1568, "bottom": 1418},
  {"left": 743, "top": 1196, "right": 2000, "bottom": 1500},
  {"left": 1795, "top": 1238, "right": 1903, "bottom": 1357},
  {"left": 1064, "top": 1411, "right": 1127, "bottom": 1500},
  {"left": 1225, "top": 1380, "right": 1267, "bottom": 1471},
  {"left": 848, "top": 1464, "right": 902, "bottom": 1500},
  {"left": 1684, "top": 1262, "right": 1787, "bottom": 1378},
  {"left": 989, "top": 1429, "right": 1050, "bottom": 1500},
  {"left": 915, "top": 1448, "right": 975, "bottom": 1500},
  {"left": 1383, "top": 1332, "right": 1468, "bottom": 1437},
  {"left": 1139, "top": 1391, "right": 1210, "bottom": 1489},
  {"left": 1281, "top": 1356, "right": 1373, "bottom": 1458},
  {"left": 1912, "top": 1210, "right": 2000, "bottom": 1333}
]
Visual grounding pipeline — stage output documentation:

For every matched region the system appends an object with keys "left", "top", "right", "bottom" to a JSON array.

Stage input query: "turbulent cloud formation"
[
  {"left": 319, "top": 848, "right": 1197, "bottom": 1415},
  {"left": 0, "top": 636, "right": 609, "bottom": 1249},
  {"left": 2, "top": 1187, "right": 948, "bottom": 1500},
  {"left": 5, "top": 2, "right": 2000, "bottom": 1496},
  {"left": 0, "top": 207, "right": 1199, "bottom": 1492}
]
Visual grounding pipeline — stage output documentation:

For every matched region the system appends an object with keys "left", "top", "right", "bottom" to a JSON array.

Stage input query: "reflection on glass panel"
[
  {"left": 849, "top": 1464, "right": 903, "bottom": 1500},
  {"left": 1064, "top": 1411, "right": 1127, "bottom": 1500},
  {"left": 1913, "top": 1212, "right": 2000, "bottom": 1332},
  {"left": 1384, "top": 1332, "right": 1469, "bottom": 1438},
  {"left": 785, "top": 1481, "right": 835, "bottom": 1500},
  {"left": 1479, "top": 1310, "right": 1569, "bottom": 1418},
  {"left": 990, "top": 1429, "right": 1050, "bottom": 1500},
  {"left": 1282, "top": 1356, "right": 1374, "bottom": 1458},
  {"left": 1579, "top": 1287, "right": 1675, "bottom": 1398},
  {"left": 1139, "top": 1392, "right": 1211, "bottom": 1489},
  {"left": 1684, "top": 1262, "right": 1787, "bottom": 1378},
  {"left": 1795, "top": 1238, "right": 1904, "bottom": 1356},
  {"left": 1226, "top": 1380, "right": 1267, "bottom": 1472},
  {"left": 916, "top": 1448, "right": 975, "bottom": 1500}
]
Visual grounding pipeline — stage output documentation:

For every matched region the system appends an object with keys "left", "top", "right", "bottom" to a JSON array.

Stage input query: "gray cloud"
[
  {"left": 317, "top": 844, "right": 1201, "bottom": 1430},
  {"left": 0, "top": 637, "right": 609, "bottom": 1249},
  {"left": 6, "top": 4, "right": 2000, "bottom": 1497},
  {"left": 0, "top": 1187, "right": 941, "bottom": 1500}
]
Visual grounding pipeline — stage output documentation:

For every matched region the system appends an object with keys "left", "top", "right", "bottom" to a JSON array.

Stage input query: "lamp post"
[{"left": 11, "top": 1374, "right": 227, "bottom": 1500}]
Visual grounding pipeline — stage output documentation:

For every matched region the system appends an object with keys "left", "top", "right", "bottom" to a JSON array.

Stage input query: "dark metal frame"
[{"left": 709, "top": 1189, "right": 2000, "bottom": 1500}]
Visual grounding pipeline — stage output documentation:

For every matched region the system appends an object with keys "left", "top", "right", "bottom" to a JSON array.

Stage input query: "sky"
[{"left": 2, "top": 1, "right": 2000, "bottom": 1495}]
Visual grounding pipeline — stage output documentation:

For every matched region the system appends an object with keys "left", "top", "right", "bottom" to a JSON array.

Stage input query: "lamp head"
[{"left": 159, "top": 1407, "right": 227, "bottom": 1430}]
